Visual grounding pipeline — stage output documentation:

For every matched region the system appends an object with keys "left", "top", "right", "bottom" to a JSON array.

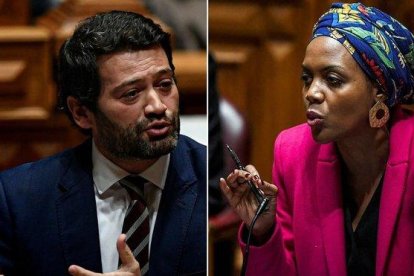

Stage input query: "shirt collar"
[{"left": 92, "top": 141, "right": 170, "bottom": 195}]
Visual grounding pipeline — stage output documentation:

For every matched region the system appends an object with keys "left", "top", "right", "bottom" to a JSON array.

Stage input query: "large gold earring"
[{"left": 369, "top": 96, "right": 389, "bottom": 128}]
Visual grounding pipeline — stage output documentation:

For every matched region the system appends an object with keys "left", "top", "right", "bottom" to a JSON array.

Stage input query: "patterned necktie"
[{"left": 119, "top": 175, "right": 150, "bottom": 275}]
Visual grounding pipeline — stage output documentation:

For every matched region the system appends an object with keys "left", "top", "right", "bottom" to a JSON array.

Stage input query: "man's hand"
[{"left": 68, "top": 234, "right": 141, "bottom": 276}]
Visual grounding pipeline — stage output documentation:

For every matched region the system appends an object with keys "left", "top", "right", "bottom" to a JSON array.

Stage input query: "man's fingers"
[
  {"left": 68, "top": 265, "right": 100, "bottom": 276},
  {"left": 117, "top": 234, "right": 141, "bottom": 275},
  {"left": 68, "top": 235, "right": 141, "bottom": 276},
  {"left": 117, "top": 234, "right": 135, "bottom": 266}
]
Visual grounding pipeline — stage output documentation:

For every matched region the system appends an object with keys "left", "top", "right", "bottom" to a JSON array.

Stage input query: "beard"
[{"left": 94, "top": 109, "right": 180, "bottom": 160}]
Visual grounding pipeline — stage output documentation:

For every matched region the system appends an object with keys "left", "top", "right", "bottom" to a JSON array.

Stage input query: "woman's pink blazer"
[{"left": 239, "top": 108, "right": 414, "bottom": 275}]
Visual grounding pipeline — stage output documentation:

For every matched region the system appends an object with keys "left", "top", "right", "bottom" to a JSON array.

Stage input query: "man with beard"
[{"left": 0, "top": 11, "right": 206, "bottom": 276}]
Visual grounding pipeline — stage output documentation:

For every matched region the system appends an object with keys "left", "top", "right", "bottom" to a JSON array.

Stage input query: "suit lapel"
[
  {"left": 316, "top": 143, "right": 347, "bottom": 276},
  {"left": 55, "top": 140, "right": 102, "bottom": 272},
  {"left": 376, "top": 108, "right": 411, "bottom": 275},
  {"left": 315, "top": 108, "right": 412, "bottom": 275},
  {"left": 150, "top": 141, "right": 198, "bottom": 275}
]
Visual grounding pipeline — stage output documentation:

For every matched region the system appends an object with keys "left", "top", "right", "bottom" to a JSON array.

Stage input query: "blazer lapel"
[
  {"left": 150, "top": 143, "right": 198, "bottom": 275},
  {"left": 376, "top": 108, "right": 411, "bottom": 275},
  {"left": 55, "top": 141, "right": 102, "bottom": 272},
  {"left": 316, "top": 143, "right": 347, "bottom": 276}
]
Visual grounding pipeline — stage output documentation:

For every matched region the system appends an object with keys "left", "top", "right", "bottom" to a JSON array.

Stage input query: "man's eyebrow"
[
  {"left": 155, "top": 68, "right": 174, "bottom": 77},
  {"left": 112, "top": 68, "right": 174, "bottom": 93},
  {"left": 113, "top": 78, "right": 143, "bottom": 93}
]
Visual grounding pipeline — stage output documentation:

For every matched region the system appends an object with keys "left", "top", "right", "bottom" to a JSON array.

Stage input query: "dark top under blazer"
[{"left": 0, "top": 135, "right": 206, "bottom": 276}]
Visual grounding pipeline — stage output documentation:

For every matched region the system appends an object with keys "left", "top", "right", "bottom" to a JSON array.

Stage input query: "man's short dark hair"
[{"left": 58, "top": 11, "right": 174, "bottom": 134}]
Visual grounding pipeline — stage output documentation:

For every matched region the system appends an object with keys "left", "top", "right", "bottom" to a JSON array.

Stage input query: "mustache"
[
  {"left": 133, "top": 112, "right": 178, "bottom": 132},
  {"left": 140, "top": 113, "right": 175, "bottom": 125},
  {"left": 94, "top": 106, "right": 179, "bottom": 136},
  {"left": 146, "top": 112, "right": 172, "bottom": 120}
]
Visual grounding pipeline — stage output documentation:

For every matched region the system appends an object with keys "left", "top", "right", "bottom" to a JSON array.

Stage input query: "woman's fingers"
[
  {"left": 221, "top": 167, "right": 276, "bottom": 198},
  {"left": 219, "top": 175, "right": 249, "bottom": 201},
  {"left": 219, "top": 166, "right": 278, "bottom": 234},
  {"left": 249, "top": 176, "right": 278, "bottom": 197},
  {"left": 219, "top": 177, "right": 231, "bottom": 199},
  {"left": 245, "top": 164, "right": 260, "bottom": 178},
  {"left": 261, "top": 180, "right": 278, "bottom": 196},
  {"left": 226, "top": 169, "right": 250, "bottom": 188}
]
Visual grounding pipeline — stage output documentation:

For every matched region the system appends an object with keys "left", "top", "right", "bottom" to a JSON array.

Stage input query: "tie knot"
[{"left": 119, "top": 175, "right": 147, "bottom": 201}]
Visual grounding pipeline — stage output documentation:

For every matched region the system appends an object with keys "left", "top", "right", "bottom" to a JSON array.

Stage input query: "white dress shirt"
[{"left": 92, "top": 142, "right": 170, "bottom": 272}]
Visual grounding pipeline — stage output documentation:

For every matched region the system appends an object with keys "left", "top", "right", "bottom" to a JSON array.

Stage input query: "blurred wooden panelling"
[
  {"left": 174, "top": 51, "right": 207, "bottom": 114},
  {"left": 210, "top": 1, "right": 307, "bottom": 181},
  {"left": 0, "top": 26, "right": 85, "bottom": 170},
  {"left": 0, "top": 114, "right": 85, "bottom": 170},
  {"left": 0, "top": 27, "right": 53, "bottom": 120},
  {"left": 0, "top": 0, "right": 30, "bottom": 26}
]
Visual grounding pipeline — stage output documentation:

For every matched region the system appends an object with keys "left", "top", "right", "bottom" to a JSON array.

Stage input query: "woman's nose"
[{"left": 304, "top": 82, "right": 324, "bottom": 104}]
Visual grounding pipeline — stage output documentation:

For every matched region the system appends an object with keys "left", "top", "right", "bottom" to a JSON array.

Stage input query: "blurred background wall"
[
  {"left": 209, "top": 0, "right": 414, "bottom": 275},
  {"left": 0, "top": 0, "right": 206, "bottom": 170}
]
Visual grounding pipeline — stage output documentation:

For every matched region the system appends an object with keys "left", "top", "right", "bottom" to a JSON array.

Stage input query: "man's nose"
[{"left": 144, "top": 89, "right": 167, "bottom": 115}]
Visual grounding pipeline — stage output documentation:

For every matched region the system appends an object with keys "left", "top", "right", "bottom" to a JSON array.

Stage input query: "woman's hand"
[{"left": 219, "top": 165, "right": 278, "bottom": 240}]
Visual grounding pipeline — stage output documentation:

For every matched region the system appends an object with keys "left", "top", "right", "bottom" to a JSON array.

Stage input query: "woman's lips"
[{"left": 306, "top": 110, "right": 324, "bottom": 126}]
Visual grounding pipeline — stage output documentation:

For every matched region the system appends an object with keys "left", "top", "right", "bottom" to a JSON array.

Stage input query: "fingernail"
[
  {"left": 254, "top": 175, "right": 260, "bottom": 180},
  {"left": 244, "top": 173, "right": 250, "bottom": 178}
]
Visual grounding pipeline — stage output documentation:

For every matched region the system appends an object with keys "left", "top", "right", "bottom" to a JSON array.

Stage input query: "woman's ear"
[
  {"left": 368, "top": 85, "right": 390, "bottom": 128},
  {"left": 66, "top": 96, "right": 94, "bottom": 130},
  {"left": 371, "top": 83, "right": 387, "bottom": 102},
  {"left": 374, "top": 92, "right": 387, "bottom": 102}
]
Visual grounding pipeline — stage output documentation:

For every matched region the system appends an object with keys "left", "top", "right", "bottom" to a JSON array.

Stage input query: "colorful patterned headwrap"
[{"left": 312, "top": 2, "right": 414, "bottom": 107}]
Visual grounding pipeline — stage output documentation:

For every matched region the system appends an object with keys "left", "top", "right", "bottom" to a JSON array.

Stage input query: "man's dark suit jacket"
[{"left": 0, "top": 135, "right": 206, "bottom": 275}]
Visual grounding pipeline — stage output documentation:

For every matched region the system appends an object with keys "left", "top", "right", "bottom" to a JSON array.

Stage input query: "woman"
[{"left": 220, "top": 3, "right": 414, "bottom": 275}]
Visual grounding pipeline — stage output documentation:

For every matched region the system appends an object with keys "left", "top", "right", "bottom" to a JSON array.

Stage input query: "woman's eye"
[
  {"left": 301, "top": 73, "right": 312, "bottom": 86},
  {"left": 327, "top": 76, "right": 343, "bottom": 87}
]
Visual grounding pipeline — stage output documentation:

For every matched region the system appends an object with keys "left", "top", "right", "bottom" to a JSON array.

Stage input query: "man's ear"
[{"left": 66, "top": 96, "right": 94, "bottom": 130}]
